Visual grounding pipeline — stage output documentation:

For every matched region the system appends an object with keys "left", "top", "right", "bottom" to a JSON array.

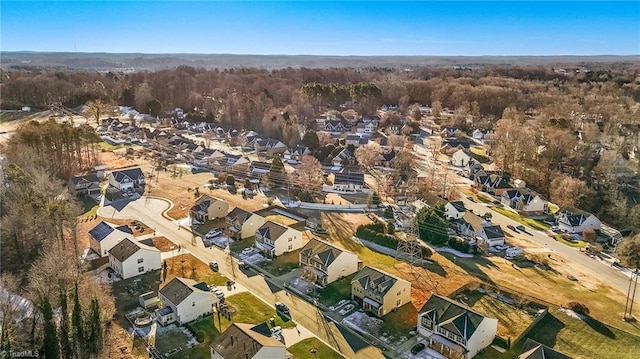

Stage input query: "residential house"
[
  {"left": 69, "top": 174, "right": 101, "bottom": 197},
  {"left": 225, "top": 207, "right": 266, "bottom": 240},
  {"left": 500, "top": 189, "right": 548, "bottom": 215},
  {"left": 157, "top": 277, "right": 217, "bottom": 325},
  {"left": 476, "top": 225, "right": 506, "bottom": 247},
  {"left": 351, "top": 266, "right": 411, "bottom": 317},
  {"left": 331, "top": 148, "right": 354, "bottom": 167},
  {"left": 283, "top": 146, "right": 310, "bottom": 163},
  {"left": 440, "top": 127, "right": 463, "bottom": 138},
  {"left": 378, "top": 150, "right": 396, "bottom": 167},
  {"left": 299, "top": 238, "right": 360, "bottom": 286},
  {"left": 556, "top": 207, "right": 602, "bottom": 234},
  {"left": 254, "top": 221, "right": 302, "bottom": 257},
  {"left": 108, "top": 167, "right": 145, "bottom": 191},
  {"left": 190, "top": 195, "right": 229, "bottom": 223},
  {"left": 440, "top": 140, "right": 470, "bottom": 154},
  {"left": 456, "top": 212, "right": 491, "bottom": 240},
  {"left": 210, "top": 322, "right": 289, "bottom": 359},
  {"left": 380, "top": 104, "right": 398, "bottom": 112},
  {"left": 325, "top": 120, "right": 345, "bottom": 133},
  {"left": 210, "top": 154, "right": 251, "bottom": 174},
  {"left": 451, "top": 149, "right": 472, "bottom": 167},
  {"left": 418, "top": 295, "right": 498, "bottom": 359},
  {"left": 518, "top": 339, "right": 572, "bottom": 359},
  {"left": 345, "top": 134, "right": 362, "bottom": 147},
  {"left": 329, "top": 172, "right": 365, "bottom": 192},
  {"left": 474, "top": 174, "right": 512, "bottom": 195},
  {"left": 472, "top": 129, "right": 486, "bottom": 141},
  {"left": 108, "top": 238, "right": 161, "bottom": 280},
  {"left": 89, "top": 221, "right": 135, "bottom": 257},
  {"left": 421, "top": 193, "right": 466, "bottom": 220},
  {"left": 254, "top": 138, "right": 287, "bottom": 156}
]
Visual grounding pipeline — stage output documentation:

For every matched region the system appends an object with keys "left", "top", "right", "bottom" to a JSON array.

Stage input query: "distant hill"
[{"left": 1, "top": 52, "right": 639, "bottom": 72}]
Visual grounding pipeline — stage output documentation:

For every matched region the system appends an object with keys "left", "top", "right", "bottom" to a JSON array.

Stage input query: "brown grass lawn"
[
  {"left": 99, "top": 150, "right": 137, "bottom": 170},
  {"left": 262, "top": 214, "right": 299, "bottom": 226},
  {"left": 163, "top": 253, "right": 228, "bottom": 286},
  {"left": 149, "top": 236, "right": 176, "bottom": 252},
  {"left": 462, "top": 291, "right": 534, "bottom": 338}
]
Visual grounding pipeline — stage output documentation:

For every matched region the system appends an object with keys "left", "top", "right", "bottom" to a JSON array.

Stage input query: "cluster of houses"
[{"left": 69, "top": 167, "right": 146, "bottom": 200}]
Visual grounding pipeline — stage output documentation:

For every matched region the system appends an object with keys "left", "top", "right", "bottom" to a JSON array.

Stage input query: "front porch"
[{"left": 425, "top": 333, "right": 466, "bottom": 359}]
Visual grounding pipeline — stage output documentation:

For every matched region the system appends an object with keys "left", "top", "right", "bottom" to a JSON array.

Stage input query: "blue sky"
[{"left": 1, "top": 1, "right": 638, "bottom": 55}]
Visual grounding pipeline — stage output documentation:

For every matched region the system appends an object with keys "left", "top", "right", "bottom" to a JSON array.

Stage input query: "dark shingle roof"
[
  {"left": 334, "top": 172, "right": 365, "bottom": 185},
  {"left": 210, "top": 322, "right": 285, "bottom": 359},
  {"left": 71, "top": 174, "right": 100, "bottom": 185},
  {"left": 257, "top": 221, "right": 289, "bottom": 241},
  {"left": 158, "top": 277, "right": 210, "bottom": 306},
  {"left": 482, "top": 225, "right": 505, "bottom": 239},
  {"left": 519, "top": 339, "right": 572, "bottom": 359},
  {"left": 226, "top": 207, "right": 253, "bottom": 224},
  {"left": 420, "top": 295, "right": 487, "bottom": 340},
  {"left": 449, "top": 201, "right": 466, "bottom": 213},
  {"left": 300, "top": 238, "right": 347, "bottom": 267},
  {"left": 351, "top": 266, "right": 398, "bottom": 296},
  {"left": 108, "top": 238, "right": 141, "bottom": 262}
]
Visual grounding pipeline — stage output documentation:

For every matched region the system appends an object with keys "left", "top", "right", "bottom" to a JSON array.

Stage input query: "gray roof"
[
  {"left": 519, "top": 339, "right": 572, "bottom": 359},
  {"left": 159, "top": 277, "right": 207, "bottom": 306},
  {"left": 351, "top": 266, "right": 398, "bottom": 297},
  {"left": 449, "top": 201, "right": 466, "bottom": 213},
  {"left": 90, "top": 221, "right": 132, "bottom": 241},
  {"left": 557, "top": 207, "right": 594, "bottom": 227},
  {"left": 256, "top": 221, "right": 289, "bottom": 241},
  {"left": 226, "top": 207, "right": 254, "bottom": 224},
  {"left": 334, "top": 172, "right": 365, "bottom": 185},
  {"left": 210, "top": 322, "right": 285, "bottom": 359},
  {"left": 300, "top": 238, "right": 347, "bottom": 268},
  {"left": 420, "top": 295, "right": 487, "bottom": 340},
  {"left": 71, "top": 174, "right": 100, "bottom": 185},
  {"left": 482, "top": 225, "right": 505, "bottom": 239},
  {"left": 108, "top": 238, "right": 141, "bottom": 262},
  {"left": 110, "top": 167, "right": 144, "bottom": 183}
]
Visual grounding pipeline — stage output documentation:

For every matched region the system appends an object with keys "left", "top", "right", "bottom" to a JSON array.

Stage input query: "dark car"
[
  {"left": 238, "top": 261, "right": 249, "bottom": 270},
  {"left": 516, "top": 225, "right": 526, "bottom": 231},
  {"left": 410, "top": 342, "right": 426, "bottom": 354},
  {"left": 507, "top": 225, "right": 518, "bottom": 232},
  {"left": 275, "top": 302, "right": 290, "bottom": 315},
  {"left": 466, "top": 196, "right": 476, "bottom": 203}
]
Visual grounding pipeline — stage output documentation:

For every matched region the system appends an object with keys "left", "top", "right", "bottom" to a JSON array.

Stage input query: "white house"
[
  {"left": 445, "top": 201, "right": 467, "bottom": 220},
  {"left": 108, "top": 167, "right": 145, "bottom": 191},
  {"left": 472, "top": 129, "right": 485, "bottom": 141},
  {"left": 225, "top": 207, "right": 266, "bottom": 240},
  {"left": 89, "top": 221, "right": 135, "bottom": 257},
  {"left": 500, "top": 189, "right": 548, "bottom": 215},
  {"left": 477, "top": 225, "right": 506, "bottom": 247},
  {"left": 254, "top": 221, "right": 302, "bottom": 257},
  {"left": 418, "top": 295, "right": 498, "bottom": 359},
  {"left": 351, "top": 266, "right": 412, "bottom": 317},
  {"left": 451, "top": 149, "right": 472, "bottom": 167},
  {"left": 299, "top": 238, "right": 360, "bottom": 286},
  {"left": 326, "top": 172, "right": 365, "bottom": 192},
  {"left": 556, "top": 207, "right": 602, "bottom": 234},
  {"left": 210, "top": 322, "right": 288, "bottom": 359},
  {"left": 157, "top": 277, "right": 217, "bottom": 325},
  {"left": 108, "top": 238, "right": 161, "bottom": 280},
  {"left": 190, "top": 194, "right": 229, "bottom": 223}
]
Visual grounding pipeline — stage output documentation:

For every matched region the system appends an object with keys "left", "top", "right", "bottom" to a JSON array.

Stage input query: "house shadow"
[
  {"left": 584, "top": 315, "right": 616, "bottom": 339},
  {"left": 527, "top": 313, "right": 565, "bottom": 348},
  {"left": 107, "top": 198, "right": 131, "bottom": 212},
  {"left": 421, "top": 260, "right": 447, "bottom": 277},
  {"left": 336, "top": 322, "right": 371, "bottom": 353}
]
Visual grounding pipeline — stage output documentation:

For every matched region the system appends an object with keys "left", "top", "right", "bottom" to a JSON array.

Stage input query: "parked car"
[
  {"left": 507, "top": 225, "right": 518, "bottom": 232},
  {"left": 206, "top": 228, "right": 223, "bottom": 238},
  {"left": 209, "top": 261, "right": 219, "bottom": 271},
  {"left": 238, "top": 261, "right": 249, "bottom": 270},
  {"left": 466, "top": 196, "right": 476, "bottom": 202},
  {"left": 339, "top": 303, "right": 355, "bottom": 316},
  {"left": 410, "top": 342, "right": 426, "bottom": 354},
  {"left": 241, "top": 247, "right": 255, "bottom": 255},
  {"left": 275, "top": 302, "right": 290, "bottom": 315},
  {"left": 213, "top": 289, "right": 225, "bottom": 299},
  {"left": 270, "top": 326, "right": 282, "bottom": 336},
  {"left": 516, "top": 225, "right": 526, "bottom": 231}
]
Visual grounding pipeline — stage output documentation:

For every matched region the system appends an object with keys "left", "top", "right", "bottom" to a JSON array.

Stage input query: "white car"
[
  {"left": 241, "top": 247, "right": 255, "bottom": 255},
  {"left": 206, "top": 228, "right": 223, "bottom": 238},
  {"left": 270, "top": 326, "right": 282, "bottom": 336},
  {"left": 339, "top": 304, "right": 355, "bottom": 316}
]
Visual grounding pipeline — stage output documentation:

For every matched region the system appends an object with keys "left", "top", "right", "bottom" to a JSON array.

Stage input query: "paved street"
[{"left": 97, "top": 197, "right": 385, "bottom": 359}]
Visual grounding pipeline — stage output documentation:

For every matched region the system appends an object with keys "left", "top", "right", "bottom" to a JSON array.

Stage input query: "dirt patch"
[
  {"left": 99, "top": 151, "right": 138, "bottom": 170},
  {"left": 263, "top": 214, "right": 299, "bottom": 226},
  {"left": 149, "top": 236, "right": 176, "bottom": 252}
]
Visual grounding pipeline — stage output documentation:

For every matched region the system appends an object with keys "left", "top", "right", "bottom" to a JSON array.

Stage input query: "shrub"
[
  {"left": 194, "top": 330, "right": 205, "bottom": 343},
  {"left": 567, "top": 301, "right": 589, "bottom": 315}
]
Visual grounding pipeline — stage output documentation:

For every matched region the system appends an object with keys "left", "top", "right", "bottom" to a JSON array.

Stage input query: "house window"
[
  {"left": 447, "top": 331, "right": 456, "bottom": 341},
  {"left": 137, "top": 258, "right": 144, "bottom": 264},
  {"left": 396, "top": 299, "right": 401, "bottom": 306},
  {"left": 421, "top": 317, "right": 433, "bottom": 330},
  {"left": 397, "top": 290, "right": 401, "bottom": 296},
  {"left": 437, "top": 327, "right": 447, "bottom": 336},
  {"left": 288, "top": 237, "right": 292, "bottom": 242},
  {"left": 138, "top": 266, "right": 144, "bottom": 273},
  {"left": 288, "top": 245, "right": 293, "bottom": 250},
  {"left": 192, "top": 301, "right": 196, "bottom": 307}
]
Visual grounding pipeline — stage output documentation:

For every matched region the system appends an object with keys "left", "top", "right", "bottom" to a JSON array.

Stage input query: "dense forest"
[{"left": 1, "top": 64, "right": 639, "bottom": 225}]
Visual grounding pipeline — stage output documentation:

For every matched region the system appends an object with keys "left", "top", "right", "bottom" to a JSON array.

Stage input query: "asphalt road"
[{"left": 98, "top": 198, "right": 385, "bottom": 359}]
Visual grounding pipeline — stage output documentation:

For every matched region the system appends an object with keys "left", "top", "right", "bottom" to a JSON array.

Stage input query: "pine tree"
[
  {"left": 269, "top": 156, "right": 286, "bottom": 187},
  {"left": 72, "top": 283, "right": 84, "bottom": 358},
  {"left": 87, "top": 298, "right": 102, "bottom": 355},
  {"left": 59, "top": 291, "right": 73, "bottom": 359},
  {"left": 41, "top": 297, "right": 59, "bottom": 359}
]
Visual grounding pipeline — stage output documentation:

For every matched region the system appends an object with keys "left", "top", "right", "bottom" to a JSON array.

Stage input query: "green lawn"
[
  {"left": 174, "top": 316, "right": 223, "bottom": 359},
  {"left": 155, "top": 328, "right": 191, "bottom": 356},
  {"left": 288, "top": 338, "right": 344, "bottom": 359},
  {"left": 225, "top": 292, "right": 296, "bottom": 329},
  {"left": 229, "top": 236, "right": 256, "bottom": 253},
  {"left": 317, "top": 274, "right": 355, "bottom": 306},
  {"left": 492, "top": 207, "right": 550, "bottom": 231},
  {"left": 263, "top": 250, "right": 300, "bottom": 276},
  {"left": 97, "top": 140, "right": 122, "bottom": 151},
  {"left": 380, "top": 303, "right": 418, "bottom": 339},
  {"left": 553, "top": 234, "right": 587, "bottom": 248},
  {"left": 80, "top": 195, "right": 100, "bottom": 216}
]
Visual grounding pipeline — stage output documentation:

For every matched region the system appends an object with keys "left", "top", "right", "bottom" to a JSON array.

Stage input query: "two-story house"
[
  {"left": 210, "top": 322, "right": 289, "bottom": 359},
  {"left": 225, "top": 207, "right": 265, "bottom": 240},
  {"left": 351, "top": 266, "right": 411, "bottom": 317},
  {"left": 68, "top": 174, "right": 102, "bottom": 197},
  {"left": 328, "top": 172, "right": 365, "bottom": 193},
  {"left": 108, "top": 238, "right": 161, "bottom": 280},
  {"left": 421, "top": 193, "right": 467, "bottom": 220},
  {"left": 283, "top": 146, "right": 311, "bottom": 163},
  {"left": 254, "top": 221, "right": 302, "bottom": 257},
  {"left": 418, "top": 295, "right": 498, "bottom": 359},
  {"left": 456, "top": 213, "right": 505, "bottom": 247},
  {"left": 299, "top": 238, "right": 361, "bottom": 286},
  {"left": 451, "top": 149, "right": 472, "bottom": 167},
  {"left": 500, "top": 189, "right": 548, "bottom": 215},
  {"left": 190, "top": 195, "right": 229, "bottom": 223},
  {"left": 157, "top": 277, "right": 217, "bottom": 325},
  {"left": 555, "top": 207, "right": 602, "bottom": 234},
  {"left": 89, "top": 221, "right": 135, "bottom": 257},
  {"left": 108, "top": 167, "right": 145, "bottom": 192}
]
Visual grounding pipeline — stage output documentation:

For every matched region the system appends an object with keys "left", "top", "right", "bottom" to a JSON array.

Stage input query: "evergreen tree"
[
  {"left": 41, "top": 297, "right": 59, "bottom": 359},
  {"left": 72, "top": 283, "right": 84, "bottom": 358},
  {"left": 301, "top": 130, "right": 320, "bottom": 151},
  {"left": 59, "top": 291, "right": 73, "bottom": 359},
  {"left": 87, "top": 298, "right": 102, "bottom": 355},
  {"left": 415, "top": 204, "right": 449, "bottom": 245}
]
